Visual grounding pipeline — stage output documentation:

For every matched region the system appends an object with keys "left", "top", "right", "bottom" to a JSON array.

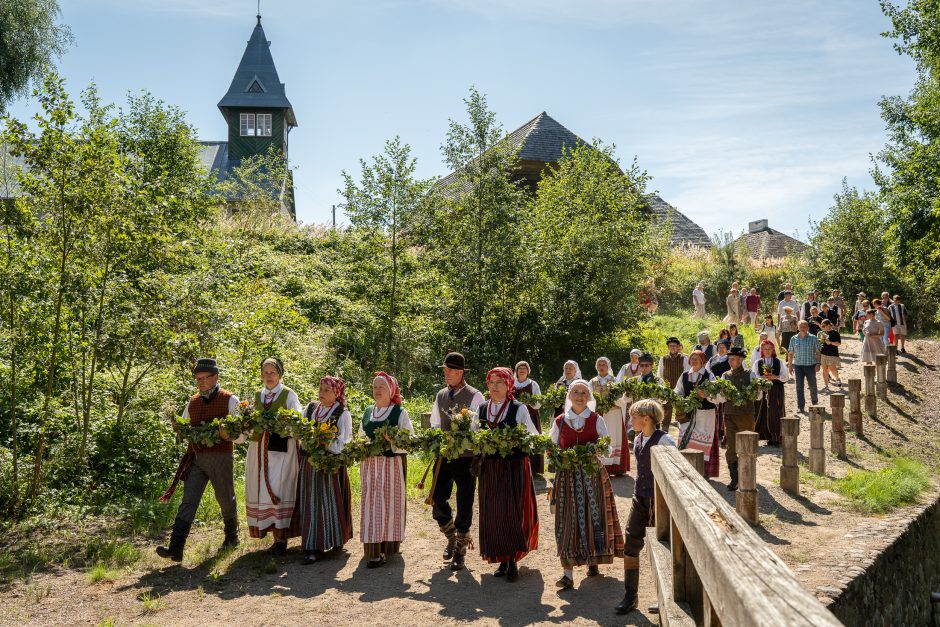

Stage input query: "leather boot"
[
  {"left": 221, "top": 516, "right": 240, "bottom": 549},
  {"left": 156, "top": 517, "right": 191, "bottom": 562},
  {"left": 615, "top": 568, "right": 639, "bottom": 614},
  {"left": 451, "top": 531, "right": 472, "bottom": 571},
  {"left": 728, "top": 462, "right": 739, "bottom": 492},
  {"left": 440, "top": 520, "right": 457, "bottom": 561}
]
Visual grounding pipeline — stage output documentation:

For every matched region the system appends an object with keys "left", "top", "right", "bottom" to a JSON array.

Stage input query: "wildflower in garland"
[
  {"left": 720, "top": 347, "right": 765, "bottom": 492},
  {"left": 358, "top": 372, "right": 415, "bottom": 568},
  {"left": 298, "top": 375, "right": 354, "bottom": 565},
  {"left": 473, "top": 366, "right": 540, "bottom": 581},
  {"left": 549, "top": 379, "right": 623, "bottom": 590},
  {"left": 245, "top": 357, "right": 304, "bottom": 554},
  {"left": 592, "top": 356, "right": 630, "bottom": 475},
  {"left": 672, "top": 350, "right": 721, "bottom": 478}
]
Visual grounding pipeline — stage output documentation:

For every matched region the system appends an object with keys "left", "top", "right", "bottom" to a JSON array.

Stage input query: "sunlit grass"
[{"left": 833, "top": 457, "right": 930, "bottom": 514}]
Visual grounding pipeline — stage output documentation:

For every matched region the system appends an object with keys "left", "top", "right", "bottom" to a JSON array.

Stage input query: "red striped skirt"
[
  {"left": 299, "top": 460, "right": 353, "bottom": 551},
  {"left": 360, "top": 455, "right": 407, "bottom": 544},
  {"left": 478, "top": 455, "right": 539, "bottom": 563}
]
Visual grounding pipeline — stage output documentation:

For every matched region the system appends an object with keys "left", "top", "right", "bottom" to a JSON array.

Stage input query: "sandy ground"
[{"left": 2, "top": 336, "right": 937, "bottom": 626}]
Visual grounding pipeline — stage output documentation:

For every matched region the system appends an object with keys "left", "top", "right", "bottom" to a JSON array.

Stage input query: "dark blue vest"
[{"left": 634, "top": 429, "right": 667, "bottom": 498}]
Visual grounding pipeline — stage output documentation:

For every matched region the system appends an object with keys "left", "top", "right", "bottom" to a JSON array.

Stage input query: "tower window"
[{"left": 239, "top": 113, "right": 273, "bottom": 137}]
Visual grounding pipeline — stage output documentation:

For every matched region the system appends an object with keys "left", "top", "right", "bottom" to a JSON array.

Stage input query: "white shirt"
[
  {"left": 692, "top": 288, "right": 705, "bottom": 304},
  {"left": 751, "top": 357, "right": 789, "bottom": 383},
  {"left": 429, "top": 384, "right": 485, "bottom": 428},
  {"left": 358, "top": 406, "right": 415, "bottom": 454},
  {"left": 513, "top": 378, "right": 542, "bottom": 409},
  {"left": 673, "top": 368, "right": 719, "bottom": 402},
  {"left": 635, "top": 431, "right": 677, "bottom": 450},
  {"left": 657, "top": 355, "right": 690, "bottom": 379},
  {"left": 549, "top": 407, "right": 609, "bottom": 441},
  {"left": 181, "top": 388, "right": 245, "bottom": 444},
  {"left": 615, "top": 364, "right": 640, "bottom": 382},
  {"left": 471, "top": 400, "right": 539, "bottom": 434},
  {"left": 307, "top": 402, "right": 353, "bottom": 454}
]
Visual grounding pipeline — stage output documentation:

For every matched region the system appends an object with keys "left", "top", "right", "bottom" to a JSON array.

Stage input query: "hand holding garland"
[{"left": 548, "top": 436, "right": 612, "bottom": 473}]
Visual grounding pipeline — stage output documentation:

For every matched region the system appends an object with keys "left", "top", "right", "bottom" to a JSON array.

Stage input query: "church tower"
[{"left": 217, "top": 14, "right": 297, "bottom": 168}]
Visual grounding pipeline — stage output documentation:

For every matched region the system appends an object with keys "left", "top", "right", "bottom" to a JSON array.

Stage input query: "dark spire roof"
[{"left": 218, "top": 17, "right": 296, "bottom": 126}]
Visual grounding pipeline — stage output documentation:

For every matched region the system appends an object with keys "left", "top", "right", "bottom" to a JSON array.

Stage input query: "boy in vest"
[
  {"left": 720, "top": 347, "right": 761, "bottom": 491},
  {"left": 428, "top": 352, "right": 485, "bottom": 570},
  {"left": 157, "top": 358, "right": 242, "bottom": 561},
  {"left": 616, "top": 399, "right": 676, "bottom": 615},
  {"left": 657, "top": 337, "right": 689, "bottom": 433}
]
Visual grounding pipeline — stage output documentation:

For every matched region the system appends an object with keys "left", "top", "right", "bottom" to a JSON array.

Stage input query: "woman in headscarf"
[
  {"left": 616, "top": 350, "right": 642, "bottom": 382},
  {"left": 473, "top": 367, "right": 540, "bottom": 583},
  {"left": 514, "top": 361, "right": 544, "bottom": 475},
  {"left": 359, "top": 372, "right": 415, "bottom": 568},
  {"left": 673, "top": 350, "right": 721, "bottom": 478},
  {"left": 298, "top": 376, "right": 354, "bottom": 565},
  {"left": 550, "top": 379, "right": 624, "bottom": 590},
  {"left": 245, "top": 357, "right": 304, "bottom": 555},
  {"left": 693, "top": 331, "right": 715, "bottom": 361},
  {"left": 552, "top": 360, "right": 582, "bottom": 419},
  {"left": 752, "top": 341, "right": 788, "bottom": 446},
  {"left": 594, "top": 356, "right": 629, "bottom": 475}
]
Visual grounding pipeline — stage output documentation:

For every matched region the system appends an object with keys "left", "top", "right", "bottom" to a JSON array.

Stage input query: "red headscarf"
[
  {"left": 688, "top": 349, "right": 707, "bottom": 368},
  {"left": 486, "top": 367, "right": 516, "bottom": 401},
  {"left": 759, "top": 340, "right": 777, "bottom": 359},
  {"left": 373, "top": 371, "right": 402, "bottom": 404},
  {"left": 320, "top": 375, "right": 347, "bottom": 408}
]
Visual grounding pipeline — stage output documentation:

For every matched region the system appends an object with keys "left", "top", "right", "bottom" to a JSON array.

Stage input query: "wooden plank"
[
  {"left": 655, "top": 480, "right": 669, "bottom": 541},
  {"left": 735, "top": 431, "right": 759, "bottom": 523},
  {"left": 646, "top": 530, "right": 696, "bottom": 627},
  {"left": 651, "top": 446, "right": 843, "bottom": 626},
  {"left": 681, "top": 449, "right": 705, "bottom": 476}
]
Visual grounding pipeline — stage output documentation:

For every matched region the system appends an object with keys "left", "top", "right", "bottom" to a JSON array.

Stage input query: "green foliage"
[
  {"left": 0, "top": 0, "right": 72, "bottom": 111},
  {"left": 833, "top": 457, "right": 930, "bottom": 513}
]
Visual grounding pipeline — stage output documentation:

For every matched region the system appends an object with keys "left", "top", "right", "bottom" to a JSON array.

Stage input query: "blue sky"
[{"left": 6, "top": 0, "right": 915, "bottom": 239}]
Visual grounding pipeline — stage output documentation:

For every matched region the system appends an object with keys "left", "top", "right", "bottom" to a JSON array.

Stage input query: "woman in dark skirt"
[
  {"left": 514, "top": 361, "right": 545, "bottom": 475},
  {"left": 473, "top": 367, "right": 540, "bottom": 582},
  {"left": 298, "top": 376, "right": 354, "bottom": 564},
  {"left": 752, "top": 340, "right": 788, "bottom": 446}
]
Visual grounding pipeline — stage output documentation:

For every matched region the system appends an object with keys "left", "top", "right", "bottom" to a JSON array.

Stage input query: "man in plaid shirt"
[{"left": 787, "top": 320, "right": 821, "bottom": 412}]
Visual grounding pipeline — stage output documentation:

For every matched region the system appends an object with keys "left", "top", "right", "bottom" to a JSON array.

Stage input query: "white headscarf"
[
  {"left": 563, "top": 378, "right": 597, "bottom": 415},
  {"left": 595, "top": 356, "right": 612, "bottom": 377},
  {"left": 558, "top": 360, "right": 582, "bottom": 384}
]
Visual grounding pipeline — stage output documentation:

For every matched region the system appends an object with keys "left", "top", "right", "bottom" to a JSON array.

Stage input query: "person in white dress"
[{"left": 592, "top": 357, "right": 629, "bottom": 475}]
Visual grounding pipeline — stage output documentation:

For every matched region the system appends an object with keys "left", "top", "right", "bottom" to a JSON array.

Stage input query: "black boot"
[
  {"left": 728, "top": 462, "right": 739, "bottom": 492},
  {"left": 451, "top": 531, "right": 471, "bottom": 571},
  {"left": 156, "top": 517, "right": 191, "bottom": 562},
  {"left": 494, "top": 561, "right": 508, "bottom": 577},
  {"left": 441, "top": 520, "right": 457, "bottom": 561},
  {"left": 506, "top": 560, "right": 519, "bottom": 582},
  {"left": 615, "top": 568, "right": 639, "bottom": 614},
  {"left": 221, "top": 516, "right": 240, "bottom": 549}
]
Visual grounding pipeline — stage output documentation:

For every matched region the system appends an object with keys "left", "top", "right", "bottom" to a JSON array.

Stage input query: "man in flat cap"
[{"left": 157, "top": 358, "right": 242, "bottom": 561}]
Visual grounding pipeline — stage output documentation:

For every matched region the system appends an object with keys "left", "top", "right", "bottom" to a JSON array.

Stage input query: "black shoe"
[
  {"left": 155, "top": 545, "right": 183, "bottom": 562},
  {"left": 615, "top": 569, "right": 639, "bottom": 614},
  {"left": 366, "top": 557, "right": 385, "bottom": 569},
  {"left": 271, "top": 541, "right": 287, "bottom": 556},
  {"left": 156, "top": 517, "right": 191, "bottom": 562},
  {"left": 728, "top": 462, "right": 739, "bottom": 492},
  {"left": 302, "top": 551, "right": 317, "bottom": 565},
  {"left": 450, "top": 551, "right": 465, "bottom": 571},
  {"left": 506, "top": 561, "right": 519, "bottom": 582},
  {"left": 494, "top": 562, "right": 508, "bottom": 577},
  {"left": 555, "top": 575, "right": 574, "bottom": 589},
  {"left": 587, "top": 565, "right": 600, "bottom": 577},
  {"left": 221, "top": 517, "right": 240, "bottom": 549}
]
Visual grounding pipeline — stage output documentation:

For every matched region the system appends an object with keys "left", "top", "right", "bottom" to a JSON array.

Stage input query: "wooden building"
[{"left": 734, "top": 219, "right": 807, "bottom": 260}]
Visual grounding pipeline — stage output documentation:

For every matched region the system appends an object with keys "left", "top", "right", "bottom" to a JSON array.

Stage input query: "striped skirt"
[
  {"left": 553, "top": 466, "right": 624, "bottom": 567},
  {"left": 299, "top": 460, "right": 353, "bottom": 552},
  {"left": 245, "top": 436, "right": 301, "bottom": 539},
  {"left": 360, "top": 455, "right": 407, "bottom": 545},
  {"left": 478, "top": 455, "right": 539, "bottom": 563}
]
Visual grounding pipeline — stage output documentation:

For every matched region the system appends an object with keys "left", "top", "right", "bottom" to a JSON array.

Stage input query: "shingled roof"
[
  {"left": 436, "top": 112, "right": 711, "bottom": 248},
  {"left": 735, "top": 220, "right": 806, "bottom": 259},
  {"left": 218, "top": 16, "right": 297, "bottom": 127}
]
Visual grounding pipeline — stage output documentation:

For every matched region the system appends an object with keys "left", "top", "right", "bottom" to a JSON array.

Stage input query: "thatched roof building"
[{"left": 735, "top": 219, "right": 807, "bottom": 259}]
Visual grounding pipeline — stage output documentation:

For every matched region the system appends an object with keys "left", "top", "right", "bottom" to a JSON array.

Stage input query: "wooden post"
[
  {"left": 830, "top": 394, "right": 847, "bottom": 460},
  {"left": 681, "top": 449, "right": 705, "bottom": 477},
  {"left": 780, "top": 416, "right": 800, "bottom": 495},
  {"left": 876, "top": 355, "right": 888, "bottom": 400},
  {"left": 808, "top": 406, "right": 826, "bottom": 475},
  {"left": 420, "top": 412, "right": 432, "bottom": 430},
  {"left": 863, "top": 364, "right": 877, "bottom": 419},
  {"left": 735, "top": 431, "right": 759, "bottom": 523},
  {"left": 848, "top": 379, "right": 862, "bottom": 434},
  {"left": 886, "top": 344, "right": 898, "bottom": 384}
]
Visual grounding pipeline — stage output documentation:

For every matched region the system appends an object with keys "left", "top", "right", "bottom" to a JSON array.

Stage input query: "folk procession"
[{"left": 156, "top": 285, "right": 910, "bottom": 617}]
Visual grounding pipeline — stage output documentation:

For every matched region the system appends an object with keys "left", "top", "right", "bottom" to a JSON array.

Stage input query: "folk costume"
[
  {"left": 673, "top": 361, "right": 721, "bottom": 478},
  {"left": 429, "top": 352, "right": 485, "bottom": 570},
  {"left": 720, "top": 349, "right": 764, "bottom": 491},
  {"left": 359, "top": 372, "right": 415, "bottom": 564},
  {"left": 708, "top": 342, "right": 732, "bottom": 449},
  {"left": 157, "top": 359, "right": 241, "bottom": 561},
  {"left": 473, "top": 367, "right": 540, "bottom": 579},
  {"left": 553, "top": 360, "right": 582, "bottom": 416},
  {"left": 657, "top": 340, "right": 689, "bottom": 433},
  {"left": 514, "top": 362, "right": 545, "bottom": 475},
  {"left": 299, "top": 376, "right": 353, "bottom": 561},
  {"left": 615, "top": 350, "right": 642, "bottom": 382},
  {"left": 550, "top": 381, "right": 623, "bottom": 580},
  {"left": 752, "top": 343, "right": 788, "bottom": 446},
  {"left": 246, "top": 360, "right": 303, "bottom": 546},
  {"left": 592, "top": 358, "right": 630, "bottom": 475}
]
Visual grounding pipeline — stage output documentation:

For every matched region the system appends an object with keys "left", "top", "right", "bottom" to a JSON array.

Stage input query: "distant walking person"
[
  {"left": 860, "top": 309, "right": 886, "bottom": 364},
  {"left": 787, "top": 321, "right": 821, "bottom": 412},
  {"left": 692, "top": 283, "right": 706, "bottom": 318},
  {"left": 745, "top": 288, "right": 761, "bottom": 328},
  {"left": 724, "top": 288, "right": 740, "bottom": 323},
  {"left": 890, "top": 295, "right": 908, "bottom": 353}
]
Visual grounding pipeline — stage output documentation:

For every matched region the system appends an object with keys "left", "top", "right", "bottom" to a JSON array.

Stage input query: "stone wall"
[{"left": 826, "top": 496, "right": 940, "bottom": 627}]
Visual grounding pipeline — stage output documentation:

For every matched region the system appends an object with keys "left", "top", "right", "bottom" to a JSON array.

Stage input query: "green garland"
[
  {"left": 548, "top": 436, "right": 612, "bottom": 473},
  {"left": 472, "top": 424, "right": 553, "bottom": 458},
  {"left": 175, "top": 414, "right": 249, "bottom": 447},
  {"left": 415, "top": 407, "right": 476, "bottom": 461}
]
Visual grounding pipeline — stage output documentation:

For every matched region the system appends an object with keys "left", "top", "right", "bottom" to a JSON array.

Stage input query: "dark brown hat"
[
  {"left": 439, "top": 352, "right": 467, "bottom": 370},
  {"left": 727, "top": 347, "right": 747, "bottom": 358},
  {"left": 192, "top": 358, "right": 219, "bottom": 375}
]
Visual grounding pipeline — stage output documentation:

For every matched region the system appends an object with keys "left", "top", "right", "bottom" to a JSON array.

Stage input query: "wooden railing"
[{"left": 648, "top": 446, "right": 842, "bottom": 626}]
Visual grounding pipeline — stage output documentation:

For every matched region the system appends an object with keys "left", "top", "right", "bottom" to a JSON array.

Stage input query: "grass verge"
[{"left": 833, "top": 457, "right": 931, "bottom": 514}]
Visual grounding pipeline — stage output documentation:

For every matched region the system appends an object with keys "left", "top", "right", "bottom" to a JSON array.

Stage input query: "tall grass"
[
  {"left": 617, "top": 313, "right": 762, "bottom": 357},
  {"left": 834, "top": 458, "right": 931, "bottom": 514}
]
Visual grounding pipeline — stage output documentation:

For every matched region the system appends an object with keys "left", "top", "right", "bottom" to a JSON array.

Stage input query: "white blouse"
[
  {"left": 471, "top": 400, "right": 539, "bottom": 434},
  {"left": 358, "top": 406, "right": 415, "bottom": 454},
  {"left": 308, "top": 402, "right": 353, "bottom": 454},
  {"left": 548, "top": 407, "right": 610, "bottom": 442},
  {"left": 615, "top": 364, "right": 640, "bottom": 382}
]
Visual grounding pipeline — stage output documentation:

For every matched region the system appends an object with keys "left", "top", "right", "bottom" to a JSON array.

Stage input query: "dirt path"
[{"left": 2, "top": 337, "right": 937, "bottom": 626}]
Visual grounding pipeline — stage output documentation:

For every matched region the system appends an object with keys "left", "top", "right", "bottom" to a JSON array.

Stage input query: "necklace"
[
  {"left": 567, "top": 410, "right": 589, "bottom": 432},
  {"left": 486, "top": 400, "right": 510, "bottom": 426},
  {"left": 372, "top": 404, "right": 393, "bottom": 421},
  {"left": 314, "top": 402, "right": 335, "bottom": 421}
]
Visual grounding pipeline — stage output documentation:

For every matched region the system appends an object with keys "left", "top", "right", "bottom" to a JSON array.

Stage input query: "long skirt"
[
  {"left": 755, "top": 382, "right": 785, "bottom": 446},
  {"left": 678, "top": 408, "right": 718, "bottom": 478},
  {"left": 553, "top": 467, "right": 624, "bottom": 567},
  {"left": 479, "top": 455, "right": 538, "bottom": 563},
  {"left": 246, "top": 434, "right": 301, "bottom": 539},
  {"left": 299, "top": 460, "right": 353, "bottom": 552},
  {"left": 525, "top": 405, "right": 545, "bottom": 475},
  {"left": 360, "top": 455, "right": 407, "bottom": 548},
  {"left": 599, "top": 407, "right": 630, "bottom": 474}
]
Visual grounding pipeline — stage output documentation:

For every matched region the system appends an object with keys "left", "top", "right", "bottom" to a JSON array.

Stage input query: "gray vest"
[
  {"left": 722, "top": 368, "right": 754, "bottom": 417},
  {"left": 435, "top": 384, "right": 481, "bottom": 430}
]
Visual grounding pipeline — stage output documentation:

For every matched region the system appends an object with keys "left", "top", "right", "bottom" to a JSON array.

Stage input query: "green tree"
[{"left": 0, "top": 0, "right": 72, "bottom": 111}]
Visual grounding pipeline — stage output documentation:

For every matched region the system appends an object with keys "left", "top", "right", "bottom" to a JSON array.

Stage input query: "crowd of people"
[{"left": 154, "top": 283, "right": 911, "bottom": 618}]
